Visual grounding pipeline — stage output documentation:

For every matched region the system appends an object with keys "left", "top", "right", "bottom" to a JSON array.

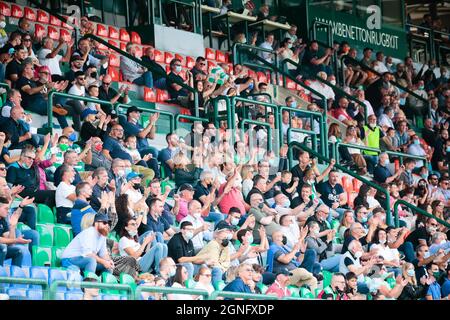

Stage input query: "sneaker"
[
  {"left": 52, "top": 105, "right": 68, "bottom": 116},
  {"left": 314, "top": 273, "right": 324, "bottom": 282}
]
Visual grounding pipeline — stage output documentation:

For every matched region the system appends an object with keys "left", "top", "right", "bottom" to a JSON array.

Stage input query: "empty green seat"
[
  {"left": 120, "top": 273, "right": 137, "bottom": 290},
  {"left": 36, "top": 224, "right": 54, "bottom": 247},
  {"left": 16, "top": 222, "right": 31, "bottom": 232},
  {"left": 51, "top": 247, "right": 66, "bottom": 267},
  {"left": 322, "top": 270, "right": 332, "bottom": 288},
  {"left": 32, "top": 246, "right": 52, "bottom": 266},
  {"left": 257, "top": 282, "right": 268, "bottom": 294},
  {"left": 37, "top": 204, "right": 55, "bottom": 224},
  {"left": 102, "top": 272, "right": 119, "bottom": 294},
  {"left": 53, "top": 225, "right": 73, "bottom": 247}
]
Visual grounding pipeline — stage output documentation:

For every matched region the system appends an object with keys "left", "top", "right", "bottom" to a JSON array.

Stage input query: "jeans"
[
  {"left": 139, "top": 231, "right": 168, "bottom": 256},
  {"left": 0, "top": 243, "right": 23, "bottom": 267},
  {"left": 61, "top": 256, "right": 109, "bottom": 274},
  {"left": 299, "top": 249, "right": 321, "bottom": 274},
  {"left": 319, "top": 254, "right": 341, "bottom": 272},
  {"left": 204, "top": 212, "right": 225, "bottom": 227},
  {"left": 398, "top": 242, "right": 416, "bottom": 263},
  {"left": 211, "top": 266, "right": 223, "bottom": 285},
  {"left": 133, "top": 71, "right": 153, "bottom": 88},
  {"left": 180, "top": 262, "right": 199, "bottom": 279},
  {"left": 31, "top": 134, "right": 45, "bottom": 147},
  {"left": 139, "top": 242, "right": 167, "bottom": 273},
  {"left": 17, "top": 229, "right": 39, "bottom": 254},
  {"left": 154, "top": 78, "right": 167, "bottom": 90}
]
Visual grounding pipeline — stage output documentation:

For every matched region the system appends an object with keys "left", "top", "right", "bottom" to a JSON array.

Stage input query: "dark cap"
[
  {"left": 215, "top": 224, "right": 234, "bottom": 232},
  {"left": 126, "top": 106, "right": 142, "bottom": 115},
  {"left": 179, "top": 183, "right": 194, "bottom": 192},
  {"left": 70, "top": 53, "right": 83, "bottom": 62},
  {"left": 94, "top": 213, "right": 111, "bottom": 223},
  {"left": 276, "top": 268, "right": 293, "bottom": 276}
]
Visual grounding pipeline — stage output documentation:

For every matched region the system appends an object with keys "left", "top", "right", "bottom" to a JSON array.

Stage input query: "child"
[
  {"left": 124, "top": 135, "right": 154, "bottom": 182},
  {"left": 86, "top": 84, "right": 107, "bottom": 117},
  {"left": 280, "top": 170, "right": 299, "bottom": 199}
]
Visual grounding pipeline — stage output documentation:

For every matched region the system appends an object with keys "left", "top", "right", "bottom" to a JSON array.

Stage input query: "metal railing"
[
  {"left": 393, "top": 199, "right": 450, "bottom": 229},
  {"left": 135, "top": 285, "right": 210, "bottom": 300},
  {"left": 289, "top": 141, "right": 393, "bottom": 225},
  {"left": 232, "top": 43, "right": 280, "bottom": 77},
  {"left": 240, "top": 119, "right": 273, "bottom": 152},
  {"left": 49, "top": 280, "right": 135, "bottom": 300},
  {"left": 209, "top": 290, "right": 279, "bottom": 300},
  {"left": 115, "top": 103, "right": 175, "bottom": 133},
  {"left": 406, "top": 23, "right": 450, "bottom": 63},
  {"left": 211, "top": 95, "right": 234, "bottom": 130},
  {"left": 287, "top": 127, "right": 318, "bottom": 153},
  {"left": 174, "top": 114, "right": 209, "bottom": 130},
  {"left": 0, "top": 277, "right": 49, "bottom": 300}
]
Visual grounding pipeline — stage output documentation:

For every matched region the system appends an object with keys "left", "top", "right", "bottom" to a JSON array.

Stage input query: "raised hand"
[
  {"left": 173, "top": 194, "right": 180, "bottom": 202},
  {"left": 143, "top": 153, "right": 152, "bottom": 162},
  {"left": 10, "top": 185, "right": 25, "bottom": 197},
  {"left": 108, "top": 178, "right": 116, "bottom": 192},
  {"left": 150, "top": 112, "right": 160, "bottom": 124},
  {"left": 99, "top": 191, "right": 110, "bottom": 209},
  {"left": 43, "top": 133, "right": 51, "bottom": 145},
  {"left": 299, "top": 226, "right": 309, "bottom": 239}
]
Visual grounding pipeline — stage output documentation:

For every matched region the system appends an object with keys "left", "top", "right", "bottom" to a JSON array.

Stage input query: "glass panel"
[{"left": 381, "top": 0, "right": 403, "bottom": 26}]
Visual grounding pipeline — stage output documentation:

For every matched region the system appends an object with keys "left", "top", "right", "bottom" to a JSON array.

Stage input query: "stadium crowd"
[{"left": 0, "top": 3, "right": 449, "bottom": 301}]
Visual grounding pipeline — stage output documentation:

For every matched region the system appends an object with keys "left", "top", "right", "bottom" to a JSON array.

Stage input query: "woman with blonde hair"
[
  {"left": 397, "top": 262, "right": 428, "bottom": 300},
  {"left": 173, "top": 151, "right": 203, "bottom": 189},
  {"left": 241, "top": 164, "right": 255, "bottom": 198},
  {"left": 343, "top": 125, "right": 368, "bottom": 175}
]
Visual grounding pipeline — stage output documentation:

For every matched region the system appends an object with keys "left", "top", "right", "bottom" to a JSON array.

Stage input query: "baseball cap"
[
  {"left": 276, "top": 268, "right": 293, "bottom": 276},
  {"left": 126, "top": 106, "right": 142, "bottom": 115},
  {"left": 126, "top": 171, "right": 143, "bottom": 181},
  {"left": 94, "top": 213, "right": 111, "bottom": 223},
  {"left": 81, "top": 108, "right": 98, "bottom": 119},
  {"left": 179, "top": 183, "right": 194, "bottom": 192},
  {"left": 215, "top": 225, "right": 234, "bottom": 233},
  {"left": 70, "top": 53, "right": 83, "bottom": 62}
]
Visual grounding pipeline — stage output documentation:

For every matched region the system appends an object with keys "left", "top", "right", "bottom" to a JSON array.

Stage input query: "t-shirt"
[
  {"left": 16, "top": 77, "right": 40, "bottom": 108},
  {"left": 61, "top": 226, "right": 107, "bottom": 259},
  {"left": 218, "top": 185, "right": 246, "bottom": 216},
  {"left": 426, "top": 282, "right": 441, "bottom": 300},
  {"left": 103, "top": 136, "right": 133, "bottom": 161},
  {"left": 317, "top": 181, "right": 344, "bottom": 208},
  {"left": 158, "top": 147, "right": 174, "bottom": 177},
  {"left": 68, "top": 84, "right": 86, "bottom": 98},
  {"left": 5, "top": 59, "right": 22, "bottom": 85},
  {"left": 373, "top": 165, "right": 392, "bottom": 184},
  {"left": 194, "top": 183, "right": 210, "bottom": 203},
  {"left": 442, "top": 279, "right": 450, "bottom": 297},
  {"left": 167, "top": 232, "right": 195, "bottom": 263},
  {"left": 138, "top": 214, "right": 170, "bottom": 236},
  {"left": 55, "top": 181, "right": 76, "bottom": 208},
  {"left": 119, "top": 236, "right": 141, "bottom": 257},
  {"left": 405, "top": 227, "right": 431, "bottom": 249},
  {"left": 0, "top": 218, "right": 9, "bottom": 237},
  {"left": 123, "top": 121, "right": 149, "bottom": 151},
  {"left": 167, "top": 72, "right": 186, "bottom": 99},
  {"left": 222, "top": 277, "right": 251, "bottom": 296},
  {"left": 71, "top": 199, "right": 96, "bottom": 236},
  {"left": 37, "top": 48, "right": 63, "bottom": 76}
]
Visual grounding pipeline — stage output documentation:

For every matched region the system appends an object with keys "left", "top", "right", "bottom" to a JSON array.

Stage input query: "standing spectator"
[
  {"left": 301, "top": 40, "right": 333, "bottom": 77},
  {"left": 180, "top": 200, "right": 213, "bottom": 254},
  {"left": 61, "top": 212, "right": 114, "bottom": 274},
  {"left": 67, "top": 71, "right": 88, "bottom": 131},
  {"left": 98, "top": 75, "right": 130, "bottom": 114}
]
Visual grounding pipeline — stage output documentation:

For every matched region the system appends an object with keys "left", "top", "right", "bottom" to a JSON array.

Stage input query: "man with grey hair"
[
  {"left": 180, "top": 200, "right": 212, "bottom": 254},
  {"left": 249, "top": 192, "right": 280, "bottom": 244},
  {"left": 308, "top": 71, "right": 335, "bottom": 107},
  {"left": 4, "top": 105, "right": 41, "bottom": 149},
  {"left": 305, "top": 204, "right": 334, "bottom": 243},
  {"left": 377, "top": 106, "right": 395, "bottom": 130},
  {"left": 53, "top": 149, "right": 83, "bottom": 187},
  {"left": 110, "top": 159, "right": 126, "bottom": 196},
  {"left": 429, "top": 232, "right": 450, "bottom": 255},
  {"left": 373, "top": 152, "right": 404, "bottom": 184},
  {"left": 37, "top": 36, "right": 72, "bottom": 80}
]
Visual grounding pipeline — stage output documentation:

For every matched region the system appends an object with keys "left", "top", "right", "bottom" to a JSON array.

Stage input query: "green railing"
[
  {"left": 211, "top": 95, "right": 234, "bottom": 130},
  {"left": 0, "top": 82, "right": 10, "bottom": 104},
  {"left": 240, "top": 119, "right": 273, "bottom": 152},
  {"left": 332, "top": 142, "right": 428, "bottom": 167},
  {"left": 49, "top": 281, "right": 135, "bottom": 300},
  {"left": 406, "top": 23, "right": 450, "bottom": 63},
  {"left": 231, "top": 96, "right": 280, "bottom": 130},
  {"left": 245, "top": 93, "right": 273, "bottom": 104},
  {"left": 116, "top": 103, "right": 175, "bottom": 133},
  {"left": 232, "top": 43, "right": 280, "bottom": 77},
  {"left": 289, "top": 141, "right": 392, "bottom": 225},
  {"left": 135, "top": 285, "right": 210, "bottom": 300},
  {"left": 174, "top": 114, "right": 209, "bottom": 130},
  {"left": 209, "top": 290, "right": 279, "bottom": 300},
  {"left": 340, "top": 56, "right": 431, "bottom": 118},
  {"left": 48, "top": 91, "right": 115, "bottom": 133},
  {"left": 232, "top": 46, "right": 329, "bottom": 158},
  {"left": 393, "top": 199, "right": 450, "bottom": 229},
  {"left": 287, "top": 128, "right": 318, "bottom": 153},
  {"left": 0, "top": 277, "right": 49, "bottom": 300}
]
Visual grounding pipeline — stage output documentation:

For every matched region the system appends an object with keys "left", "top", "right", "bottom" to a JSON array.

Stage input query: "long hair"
[
  {"left": 173, "top": 265, "right": 186, "bottom": 287},
  {"left": 115, "top": 194, "right": 132, "bottom": 233},
  {"left": 119, "top": 217, "right": 138, "bottom": 242}
]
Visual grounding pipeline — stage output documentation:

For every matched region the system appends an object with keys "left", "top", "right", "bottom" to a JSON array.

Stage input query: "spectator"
[
  {"left": 305, "top": 221, "right": 341, "bottom": 272},
  {"left": 378, "top": 106, "right": 395, "bottom": 130},
  {"left": 80, "top": 109, "right": 109, "bottom": 143},
  {"left": 222, "top": 262, "right": 254, "bottom": 297},
  {"left": 74, "top": 37, "right": 108, "bottom": 71},
  {"left": 98, "top": 74, "right": 130, "bottom": 114},
  {"left": 167, "top": 58, "right": 190, "bottom": 105},
  {"left": 397, "top": 262, "right": 428, "bottom": 300},
  {"left": 37, "top": 37, "right": 72, "bottom": 82},
  {"left": 167, "top": 221, "right": 196, "bottom": 278},
  {"left": 308, "top": 71, "right": 335, "bottom": 108},
  {"left": 71, "top": 182, "right": 96, "bottom": 237},
  {"left": 407, "top": 80, "right": 428, "bottom": 120},
  {"left": 5, "top": 45, "right": 27, "bottom": 88},
  {"left": 66, "top": 71, "right": 88, "bottom": 131},
  {"left": 61, "top": 213, "right": 114, "bottom": 273},
  {"left": 167, "top": 265, "right": 196, "bottom": 300},
  {"left": 373, "top": 153, "right": 404, "bottom": 184},
  {"left": 265, "top": 268, "right": 292, "bottom": 298},
  {"left": 301, "top": 40, "right": 333, "bottom": 77},
  {"left": 140, "top": 46, "right": 167, "bottom": 89},
  {"left": 139, "top": 197, "right": 175, "bottom": 244},
  {"left": 425, "top": 262, "right": 443, "bottom": 300},
  {"left": 55, "top": 165, "right": 77, "bottom": 224},
  {"left": 102, "top": 124, "right": 133, "bottom": 162},
  {"left": 120, "top": 43, "right": 154, "bottom": 89},
  {"left": 4, "top": 105, "right": 40, "bottom": 150},
  {"left": 158, "top": 133, "right": 179, "bottom": 179},
  {"left": 316, "top": 170, "right": 347, "bottom": 217},
  {"left": 317, "top": 272, "right": 348, "bottom": 300},
  {"left": 180, "top": 200, "right": 213, "bottom": 254},
  {"left": 190, "top": 56, "right": 208, "bottom": 81},
  {"left": 333, "top": 97, "right": 357, "bottom": 127},
  {"left": 53, "top": 149, "right": 84, "bottom": 187},
  {"left": 258, "top": 33, "right": 276, "bottom": 64},
  {"left": 194, "top": 266, "right": 215, "bottom": 296},
  {"left": 173, "top": 151, "right": 203, "bottom": 189}
]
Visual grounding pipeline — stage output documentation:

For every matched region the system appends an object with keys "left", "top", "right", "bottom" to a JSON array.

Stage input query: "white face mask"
[
  {"left": 247, "top": 235, "right": 254, "bottom": 245},
  {"left": 440, "top": 239, "right": 447, "bottom": 245},
  {"left": 354, "top": 251, "right": 363, "bottom": 259},
  {"left": 330, "top": 80, "right": 337, "bottom": 86},
  {"left": 184, "top": 231, "right": 194, "bottom": 240},
  {"left": 231, "top": 218, "right": 239, "bottom": 226},
  {"left": 226, "top": 233, "right": 233, "bottom": 240},
  {"left": 127, "top": 229, "right": 137, "bottom": 237},
  {"left": 0, "top": 21, "right": 5, "bottom": 29},
  {"left": 193, "top": 212, "right": 202, "bottom": 220},
  {"left": 379, "top": 239, "right": 386, "bottom": 245},
  {"left": 117, "top": 169, "right": 125, "bottom": 177}
]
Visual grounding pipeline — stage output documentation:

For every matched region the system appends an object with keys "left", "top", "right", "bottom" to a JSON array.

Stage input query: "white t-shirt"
[
  {"left": 37, "top": 48, "right": 63, "bottom": 76},
  {"left": 371, "top": 244, "right": 399, "bottom": 263},
  {"left": 68, "top": 84, "right": 86, "bottom": 97},
  {"left": 55, "top": 181, "right": 75, "bottom": 208},
  {"left": 119, "top": 236, "right": 141, "bottom": 258},
  {"left": 308, "top": 80, "right": 335, "bottom": 101},
  {"left": 125, "top": 189, "right": 143, "bottom": 204}
]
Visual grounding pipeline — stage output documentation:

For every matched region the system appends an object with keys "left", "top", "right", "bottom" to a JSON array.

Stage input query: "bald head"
[{"left": 10, "top": 105, "right": 24, "bottom": 121}]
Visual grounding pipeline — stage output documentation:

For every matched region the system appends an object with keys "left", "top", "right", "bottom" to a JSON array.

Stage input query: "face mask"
[
  {"left": 184, "top": 231, "right": 194, "bottom": 240},
  {"left": 308, "top": 179, "right": 315, "bottom": 185},
  {"left": 330, "top": 80, "right": 337, "bottom": 86},
  {"left": 282, "top": 236, "right": 287, "bottom": 246},
  {"left": 59, "top": 143, "right": 69, "bottom": 152},
  {"left": 221, "top": 239, "right": 229, "bottom": 247},
  {"left": 21, "top": 162, "right": 31, "bottom": 169},
  {"left": 440, "top": 240, "right": 447, "bottom": 245},
  {"left": 69, "top": 133, "right": 77, "bottom": 142},
  {"left": 90, "top": 72, "right": 97, "bottom": 78},
  {"left": 446, "top": 146, "right": 450, "bottom": 153},
  {"left": 226, "top": 233, "right": 233, "bottom": 240},
  {"left": 240, "top": 38, "right": 247, "bottom": 44},
  {"left": 311, "top": 229, "right": 320, "bottom": 237},
  {"left": 0, "top": 21, "right": 5, "bottom": 29},
  {"left": 369, "top": 123, "right": 376, "bottom": 129},
  {"left": 384, "top": 158, "right": 390, "bottom": 166},
  {"left": 290, "top": 101, "right": 297, "bottom": 108},
  {"left": 379, "top": 239, "right": 386, "bottom": 245},
  {"left": 247, "top": 82, "right": 254, "bottom": 91},
  {"left": 419, "top": 86, "right": 425, "bottom": 90},
  {"left": 94, "top": 144, "right": 102, "bottom": 152},
  {"left": 427, "top": 226, "right": 437, "bottom": 234},
  {"left": 247, "top": 235, "right": 254, "bottom": 245},
  {"left": 283, "top": 199, "right": 291, "bottom": 208},
  {"left": 125, "top": 167, "right": 132, "bottom": 176},
  {"left": 175, "top": 66, "right": 182, "bottom": 73},
  {"left": 258, "top": 202, "right": 264, "bottom": 210},
  {"left": 133, "top": 183, "right": 141, "bottom": 190},
  {"left": 433, "top": 271, "right": 440, "bottom": 279},
  {"left": 422, "top": 173, "right": 428, "bottom": 179},
  {"left": 128, "top": 229, "right": 137, "bottom": 237},
  {"left": 193, "top": 212, "right": 202, "bottom": 220},
  {"left": 354, "top": 251, "right": 363, "bottom": 259},
  {"left": 169, "top": 268, "right": 176, "bottom": 277},
  {"left": 231, "top": 218, "right": 239, "bottom": 226},
  {"left": 288, "top": 43, "right": 293, "bottom": 49},
  {"left": 424, "top": 251, "right": 430, "bottom": 258},
  {"left": 117, "top": 169, "right": 125, "bottom": 177},
  {"left": 407, "top": 269, "right": 415, "bottom": 277}
]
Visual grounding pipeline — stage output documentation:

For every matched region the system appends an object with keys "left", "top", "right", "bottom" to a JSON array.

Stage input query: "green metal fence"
[
  {"left": 209, "top": 290, "right": 279, "bottom": 300},
  {"left": 116, "top": 103, "right": 175, "bottom": 133},
  {"left": 240, "top": 119, "right": 273, "bottom": 152},
  {"left": 49, "top": 280, "right": 135, "bottom": 300},
  {"left": 0, "top": 277, "right": 49, "bottom": 300},
  {"left": 393, "top": 199, "right": 450, "bottom": 229},
  {"left": 135, "top": 285, "right": 210, "bottom": 300}
]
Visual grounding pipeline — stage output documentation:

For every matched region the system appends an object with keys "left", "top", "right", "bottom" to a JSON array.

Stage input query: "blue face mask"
[
  {"left": 384, "top": 158, "right": 390, "bottom": 166},
  {"left": 360, "top": 217, "right": 368, "bottom": 223},
  {"left": 248, "top": 82, "right": 254, "bottom": 91},
  {"left": 414, "top": 139, "right": 420, "bottom": 145},
  {"left": 175, "top": 65, "right": 182, "bottom": 73},
  {"left": 447, "top": 146, "right": 450, "bottom": 153},
  {"left": 290, "top": 100, "right": 297, "bottom": 108},
  {"left": 69, "top": 132, "right": 77, "bottom": 142}
]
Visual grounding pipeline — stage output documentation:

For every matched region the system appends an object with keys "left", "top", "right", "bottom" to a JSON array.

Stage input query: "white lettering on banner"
[{"left": 316, "top": 18, "right": 399, "bottom": 50}]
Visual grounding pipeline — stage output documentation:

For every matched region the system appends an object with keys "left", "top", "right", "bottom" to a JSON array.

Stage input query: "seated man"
[
  {"left": 167, "top": 221, "right": 196, "bottom": 278},
  {"left": 120, "top": 43, "right": 154, "bottom": 88},
  {"left": 141, "top": 46, "right": 168, "bottom": 89},
  {"left": 61, "top": 213, "right": 114, "bottom": 274},
  {"left": 71, "top": 182, "right": 96, "bottom": 237},
  {"left": 4, "top": 105, "right": 42, "bottom": 150},
  {"left": 167, "top": 58, "right": 190, "bottom": 106},
  {"left": 373, "top": 153, "right": 404, "bottom": 184},
  {"left": 98, "top": 74, "right": 130, "bottom": 114}
]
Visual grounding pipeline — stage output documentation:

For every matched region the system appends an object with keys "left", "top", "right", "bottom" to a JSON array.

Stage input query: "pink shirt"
[
  {"left": 176, "top": 198, "right": 189, "bottom": 222},
  {"left": 218, "top": 184, "right": 246, "bottom": 215},
  {"left": 265, "top": 281, "right": 291, "bottom": 298}
]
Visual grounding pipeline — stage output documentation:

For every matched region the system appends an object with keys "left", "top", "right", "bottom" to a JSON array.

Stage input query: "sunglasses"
[
  {"left": 0, "top": 168, "right": 5, "bottom": 171},
  {"left": 103, "top": 82, "right": 111, "bottom": 86}
]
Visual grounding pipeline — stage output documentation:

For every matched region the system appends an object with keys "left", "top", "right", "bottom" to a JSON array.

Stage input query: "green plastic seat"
[
  {"left": 84, "top": 271, "right": 101, "bottom": 282},
  {"left": 322, "top": 270, "right": 333, "bottom": 288},
  {"left": 102, "top": 272, "right": 120, "bottom": 294},
  {"left": 53, "top": 225, "right": 73, "bottom": 247},
  {"left": 16, "top": 222, "right": 31, "bottom": 232},
  {"left": 37, "top": 204, "right": 55, "bottom": 224},
  {"left": 36, "top": 224, "right": 54, "bottom": 247},
  {"left": 300, "top": 287, "right": 314, "bottom": 299},
  {"left": 213, "top": 280, "right": 226, "bottom": 291},
  {"left": 161, "top": 179, "right": 175, "bottom": 193},
  {"left": 185, "top": 279, "right": 197, "bottom": 289},
  {"left": 257, "top": 282, "right": 268, "bottom": 294},
  {"left": 51, "top": 247, "right": 66, "bottom": 267},
  {"left": 32, "top": 246, "right": 52, "bottom": 266},
  {"left": 120, "top": 273, "right": 137, "bottom": 290}
]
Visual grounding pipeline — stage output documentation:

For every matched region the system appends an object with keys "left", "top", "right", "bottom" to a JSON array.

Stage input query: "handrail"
[
  {"left": 209, "top": 290, "right": 279, "bottom": 300},
  {"left": 48, "top": 91, "right": 115, "bottom": 133},
  {"left": 174, "top": 114, "right": 209, "bottom": 130},
  {"left": 340, "top": 55, "right": 431, "bottom": 117},
  {"left": 406, "top": 23, "right": 450, "bottom": 38},
  {"left": 385, "top": 150, "right": 427, "bottom": 165},
  {"left": 240, "top": 119, "right": 273, "bottom": 152},
  {"left": 231, "top": 95, "right": 280, "bottom": 131},
  {"left": 287, "top": 127, "right": 318, "bottom": 152},
  {"left": 115, "top": 103, "right": 175, "bottom": 133},
  {"left": 233, "top": 44, "right": 329, "bottom": 158},
  {"left": 28, "top": 0, "right": 200, "bottom": 117},
  {"left": 289, "top": 141, "right": 392, "bottom": 225},
  {"left": 393, "top": 199, "right": 450, "bottom": 229},
  {"left": 49, "top": 280, "right": 135, "bottom": 300},
  {"left": 233, "top": 42, "right": 280, "bottom": 75},
  {"left": 245, "top": 93, "right": 273, "bottom": 103},
  {"left": 0, "top": 277, "right": 49, "bottom": 300},
  {"left": 211, "top": 95, "right": 234, "bottom": 130},
  {"left": 135, "top": 285, "right": 210, "bottom": 300}
]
